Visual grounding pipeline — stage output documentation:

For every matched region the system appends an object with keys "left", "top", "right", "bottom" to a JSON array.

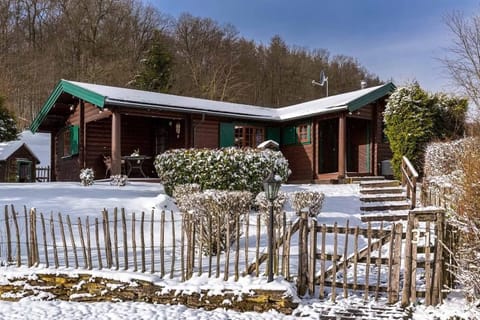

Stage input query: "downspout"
[{"left": 192, "top": 113, "right": 206, "bottom": 147}]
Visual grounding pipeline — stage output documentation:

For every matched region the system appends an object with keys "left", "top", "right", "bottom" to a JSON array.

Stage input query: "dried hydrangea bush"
[
  {"left": 174, "top": 185, "right": 252, "bottom": 255},
  {"left": 290, "top": 190, "right": 325, "bottom": 217}
]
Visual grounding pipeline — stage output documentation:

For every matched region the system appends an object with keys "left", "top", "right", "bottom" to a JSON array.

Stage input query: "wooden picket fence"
[{"left": 0, "top": 205, "right": 297, "bottom": 281}]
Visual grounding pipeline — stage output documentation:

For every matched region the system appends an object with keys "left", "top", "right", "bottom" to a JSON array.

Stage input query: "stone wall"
[{"left": 0, "top": 273, "right": 297, "bottom": 314}]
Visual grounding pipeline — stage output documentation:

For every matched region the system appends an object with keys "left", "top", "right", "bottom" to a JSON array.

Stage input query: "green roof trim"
[
  {"left": 347, "top": 82, "right": 396, "bottom": 112},
  {"left": 30, "top": 80, "right": 106, "bottom": 133}
]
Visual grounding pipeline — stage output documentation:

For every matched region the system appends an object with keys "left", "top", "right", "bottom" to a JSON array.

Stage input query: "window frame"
[
  {"left": 234, "top": 125, "right": 265, "bottom": 148},
  {"left": 59, "top": 125, "right": 79, "bottom": 158},
  {"left": 296, "top": 123, "right": 311, "bottom": 144}
]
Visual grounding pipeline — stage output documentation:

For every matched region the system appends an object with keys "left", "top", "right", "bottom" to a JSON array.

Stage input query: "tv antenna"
[{"left": 312, "top": 70, "right": 329, "bottom": 96}]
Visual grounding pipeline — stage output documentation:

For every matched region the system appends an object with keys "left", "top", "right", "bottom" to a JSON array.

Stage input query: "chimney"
[{"left": 360, "top": 80, "right": 367, "bottom": 89}]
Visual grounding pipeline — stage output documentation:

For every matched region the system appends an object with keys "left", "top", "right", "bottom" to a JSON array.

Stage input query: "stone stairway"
[
  {"left": 293, "top": 298, "right": 413, "bottom": 319},
  {"left": 358, "top": 179, "right": 411, "bottom": 222}
]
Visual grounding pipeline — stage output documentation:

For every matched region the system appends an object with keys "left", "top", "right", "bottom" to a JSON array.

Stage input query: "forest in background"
[{"left": 0, "top": 0, "right": 381, "bottom": 129}]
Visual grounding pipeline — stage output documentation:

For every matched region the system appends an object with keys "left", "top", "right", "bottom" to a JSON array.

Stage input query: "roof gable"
[
  {"left": 0, "top": 141, "right": 40, "bottom": 163},
  {"left": 30, "top": 80, "right": 105, "bottom": 132}
]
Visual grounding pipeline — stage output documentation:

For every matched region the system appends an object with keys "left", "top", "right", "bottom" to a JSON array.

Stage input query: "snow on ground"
[{"left": 0, "top": 299, "right": 295, "bottom": 320}]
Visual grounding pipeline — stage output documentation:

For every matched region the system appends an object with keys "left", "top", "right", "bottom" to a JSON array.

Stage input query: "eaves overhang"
[{"left": 30, "top": 79, "right": 105, "bottom": 133}]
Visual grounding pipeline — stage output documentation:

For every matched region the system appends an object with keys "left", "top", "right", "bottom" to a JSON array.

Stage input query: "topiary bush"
[{"left": 154, "top": 147, "right": 291, "bottom": 196}]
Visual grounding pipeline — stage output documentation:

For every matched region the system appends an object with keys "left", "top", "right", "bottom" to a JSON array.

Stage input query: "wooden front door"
[
  {"left": 318, "top": 118, "right": 339, "bottom": 174},
  {"left": 347, "top": 119, "right": 371, "bottom": 174}
]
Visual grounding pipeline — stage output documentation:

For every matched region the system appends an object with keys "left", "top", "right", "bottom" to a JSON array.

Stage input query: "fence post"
[
  {"left": 432, "top": 210, "right": 445, "bottom": 305},
  {"left": 401, "top": 210, "right": 415, "bottom": 307},
  {"left": 308, "top": 218, "right": 317, "bottom": 295},
  {"left": 297, "top": 209, "right": 309, "bottom": 296}
]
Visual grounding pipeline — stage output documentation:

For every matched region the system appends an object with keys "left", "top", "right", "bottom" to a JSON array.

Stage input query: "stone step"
[
  {"left": 360, "top": 194, "right": 407, "bottom": 203},
  {"left": 360, "top": 180, "right": 401, "bottom": 189},
  {"left": 361, "top": 210, "right": 409, "bottom": 222},
  {"left": 348, "top": 176, "right": 385, "bottom": 183},
  {"left": 293, "top": 300, "right": 412, "bottom": 319},
  {"left": 360, "top": 201, "right": 411, "bottom": 212},
  {"left": 360, "top": 186, "right": 404, "bottom": 195}
]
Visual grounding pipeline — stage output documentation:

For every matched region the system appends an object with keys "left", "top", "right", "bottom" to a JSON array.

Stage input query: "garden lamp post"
[{"left": 263, "top": 171, "right": 282, "bottom": 282}]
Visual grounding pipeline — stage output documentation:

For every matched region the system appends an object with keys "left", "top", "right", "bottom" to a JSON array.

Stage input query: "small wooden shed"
[{"left": 0, "top": 141, "right": 40, "bottom": 182}]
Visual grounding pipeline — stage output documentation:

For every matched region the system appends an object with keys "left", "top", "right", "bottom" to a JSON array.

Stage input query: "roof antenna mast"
[{"left": 312, "top": 70, "right": 328, "bottom": 97}]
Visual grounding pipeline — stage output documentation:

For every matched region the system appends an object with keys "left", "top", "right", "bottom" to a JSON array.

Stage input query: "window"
[
  {"left": 297, "top": 124, "right": 310, "bottom": 144},
  {"left": 281, "top": 123, "right": 311, "bottom": 145},
  {"left": 60, "top": 125, "right": 79, "bottom": 157},
  {"left": 234, "top": 126, "right": 264, "bottom": 147}
]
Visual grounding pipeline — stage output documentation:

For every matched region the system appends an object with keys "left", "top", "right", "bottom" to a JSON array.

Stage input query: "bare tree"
[{"left": 442, "top": 11, "right": 480, "bottom": 107}]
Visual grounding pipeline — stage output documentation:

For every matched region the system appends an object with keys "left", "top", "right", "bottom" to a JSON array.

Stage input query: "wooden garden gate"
[{"left": 299, "top": 208, "right": 450, "bottom": 306}]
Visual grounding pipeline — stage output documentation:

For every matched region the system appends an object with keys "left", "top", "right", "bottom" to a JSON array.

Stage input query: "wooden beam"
[
  {"left": 111, "top": 110, "right": 121, "bottom": 175},
  {"left": 79, "top": 101, "right": 85, "bottom": 169},
  {"left": 338, "top": 113, "right": 346, "bottom": 179}
]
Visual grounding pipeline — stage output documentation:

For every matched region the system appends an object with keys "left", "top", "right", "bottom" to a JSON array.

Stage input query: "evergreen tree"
[
  {"left": 0, "top": 96, "right": 19, "bottom": 142},
  {"left": 129, "top": 36, "right": 172, "bottom": 92},
  {"left": 384, "top": 82, "right": 468, "bottom": 178}
]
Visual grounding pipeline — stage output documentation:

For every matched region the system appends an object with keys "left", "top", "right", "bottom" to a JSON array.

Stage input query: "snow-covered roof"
[
  {"left": 30, "top": 80, "right": 395, "bottom": 132},
  {"left": 69, "top": 80, "right": 276, "bottom": 120},
  {"left": 0, "top": 140, "right": 40, "bottom": 163}
]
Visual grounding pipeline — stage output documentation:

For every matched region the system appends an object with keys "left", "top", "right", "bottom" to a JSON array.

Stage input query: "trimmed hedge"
[{"left": 154, "top": 147, "right": 291, "bottom": 196}]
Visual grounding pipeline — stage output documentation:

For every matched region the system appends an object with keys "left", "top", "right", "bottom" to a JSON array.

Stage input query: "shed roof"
[
  {"left": 30, "top": 80, "right": 395, "bottom": 132},
  {"left": 0, "top": 140, "right": 40, "bottom": 163}
]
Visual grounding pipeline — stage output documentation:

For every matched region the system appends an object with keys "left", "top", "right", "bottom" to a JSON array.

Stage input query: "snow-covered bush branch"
[{"left": 80, "top": 168, "right": 95, "bottom": 186}]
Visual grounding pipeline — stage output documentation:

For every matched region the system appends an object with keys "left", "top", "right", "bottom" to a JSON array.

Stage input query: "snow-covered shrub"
[
  {"left": 255, "top": 191, "right": 288, "bottom": 227},
  {"left": 452, "top": 137, "right": 480, "bottom": 299},
  {"left": 172, "top": 183, "right": 201, "bottom": 212},
  {"left": 154, "top": 147, "right": 291, "bottom": 196},
  {"left": 175, "top": 189, "right": 252, "bottom": 255},
  {"left": 79, "top": 168, "right": 94, "bottom": 186},
  {"left": 423, "top": 137, "right": 480, "bottom": 299},
  {"left": 290, "top": 191, "right": 325, "bottom": 217},
  {"left": 109, "top": 174, "right": 128, "bottom": 186},
  {"left": 423, "top": 138, "right": 472, "bottom": 177}
]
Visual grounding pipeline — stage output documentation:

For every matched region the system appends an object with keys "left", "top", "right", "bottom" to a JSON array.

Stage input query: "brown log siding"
[
  {"left": 281, "top": 143, "right": 314, "bottom": 182},
  {"left": 193, "top": 119, "right": 219, "bottom": 148}
]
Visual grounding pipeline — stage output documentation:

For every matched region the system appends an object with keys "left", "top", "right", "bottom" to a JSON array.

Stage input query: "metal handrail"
[{"left": 401, "top": 156, "right": 419, "bottom": 209}]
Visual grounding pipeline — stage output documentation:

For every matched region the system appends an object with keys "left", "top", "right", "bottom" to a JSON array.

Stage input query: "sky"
[{"left": 152, "top": 0, "right": 479, "bottom": 94}]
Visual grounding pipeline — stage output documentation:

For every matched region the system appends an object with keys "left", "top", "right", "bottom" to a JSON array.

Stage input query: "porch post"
[
  {"left": 338, "top": 113, "right": 346, "bottom": 179},
  {"left": 111, "top": 110, "right": 122, "bottom": 175},
  {"left": 79, "top": 100, "right": 85, "bottom": 169}
]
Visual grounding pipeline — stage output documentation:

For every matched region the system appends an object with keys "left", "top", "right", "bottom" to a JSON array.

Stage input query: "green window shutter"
[
  {"left": 219, "top": 122, "right": 234, "bottom": 147},
  {"left": 266, "top": 127, "right": 281, "bottom": 143},
  {"left": 281, "top": 126, "right": 296, "bottom": 145},
  {"left": 70, "top": 125, "right": 79, "bottom": 155}
]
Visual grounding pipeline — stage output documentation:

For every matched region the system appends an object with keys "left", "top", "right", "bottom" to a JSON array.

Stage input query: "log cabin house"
[
  {"left": 30, "top": 80, "right": 395, "bottom": 183},
  {"left": 0, "top": 141, "right": 40, "bottom": 182}
]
